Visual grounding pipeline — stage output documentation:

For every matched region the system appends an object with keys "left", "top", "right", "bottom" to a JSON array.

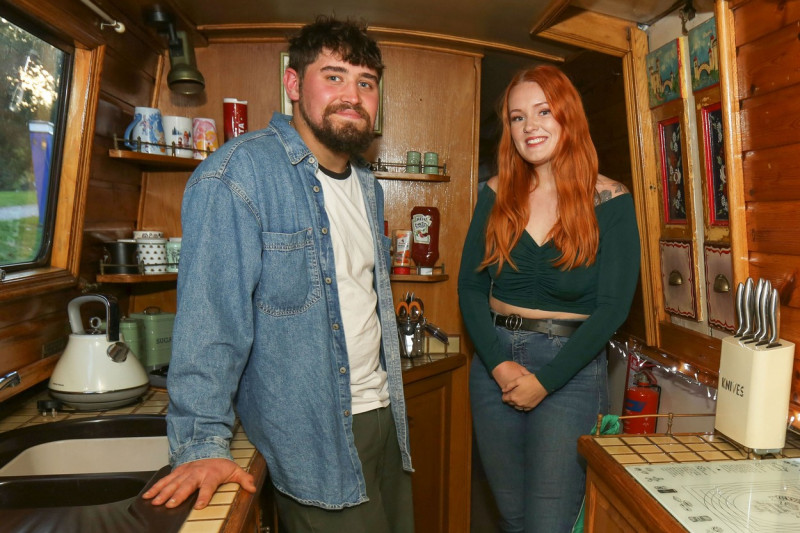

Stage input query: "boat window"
[{"left": 0, "top": 12, "right": 71, "bottom": 272}]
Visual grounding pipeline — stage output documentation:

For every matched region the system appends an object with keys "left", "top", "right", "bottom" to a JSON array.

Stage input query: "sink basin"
[
  {"left": 0, "top": 415, "right": 195, "bottom": 533},
  {"left": 0, "top": 435, "right": 168, "bottom": 476},
  {"left": 0, "top": 470, "right": 157, "bottom": 509}
]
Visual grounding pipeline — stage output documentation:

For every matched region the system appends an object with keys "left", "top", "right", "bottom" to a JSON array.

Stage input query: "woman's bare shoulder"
[
  {"left": 486, "top": 175, "right": 499, "bottom": 192},
  {"left": 594, "top": 174, "right": 629, "bottom": 206}
]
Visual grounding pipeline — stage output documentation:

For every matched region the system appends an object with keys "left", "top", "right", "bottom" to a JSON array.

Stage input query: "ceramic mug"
[
  {"left": 124, "top": 107, "right": 166, "bottom": 154},
  {"left": 193, "top": 117, "right": 219, "bottom": 160},
  {"left": 136, "top": 238, "right": 168, "bottom": 274},
  {"left": 162, "top": 115, "right": 193, "bottom": 158},
  {"left": 133, "top": 230, "right": 164, "bottom": 240}
]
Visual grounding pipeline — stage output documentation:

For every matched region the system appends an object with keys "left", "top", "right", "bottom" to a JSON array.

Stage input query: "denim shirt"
[{"left": 166, "top": 112, "right": 412, "bottom": 509}]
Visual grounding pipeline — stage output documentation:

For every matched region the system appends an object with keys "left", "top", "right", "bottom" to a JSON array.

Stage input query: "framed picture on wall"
[
  {"left": 279, "top": 52, "right": 384, "bottom": 135},
  {"left": 280, "top": 52, "right": 292, "bottom": 116},
  {"left": 646, "top": 39, "right": 683, "bottom": 108},
  {"left": 658, "top": 115, "right": 688, "bottom": 225},
  {"left": 701, "top": 101, "right": 728, "bottom": 227},
  {"left": 688, "top": 16, "right": 720, "bottom": 92}
]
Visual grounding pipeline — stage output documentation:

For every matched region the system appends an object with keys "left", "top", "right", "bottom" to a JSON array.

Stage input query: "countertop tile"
[
  {"left": 631, "top": 445, "right": 660, "bottom": 454},
  {"left": 209, "top": 492, "right": 236, "bottom": 505},
  {"left": 178, "top": 519, "right": 224, "bottom": 533},
  {"left": 615, "top": 454, "right": 646, "bottom": 464},
  {"left": 187, "top": 505, "right": 231, "bottom": 521},
  {"left": 640, "top": 453, "right": 673, "bottom": 463}
]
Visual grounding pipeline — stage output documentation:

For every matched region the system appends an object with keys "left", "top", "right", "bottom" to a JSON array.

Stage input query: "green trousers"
[{"left": 274, "top": 405, "right": 414, "bottom": 533}]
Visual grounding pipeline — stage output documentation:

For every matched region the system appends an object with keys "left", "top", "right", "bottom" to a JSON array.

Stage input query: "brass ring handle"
[
  {"left": 713, "top": 274, "right": 730, "bottom": 293},
  {"left": 668, "top": 270, "right": 684, "bottom": 286}
]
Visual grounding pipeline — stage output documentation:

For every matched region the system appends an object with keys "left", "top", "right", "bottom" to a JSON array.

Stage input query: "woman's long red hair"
[{"left": 481, "top": 65, "right": 599, "bottom": 272}]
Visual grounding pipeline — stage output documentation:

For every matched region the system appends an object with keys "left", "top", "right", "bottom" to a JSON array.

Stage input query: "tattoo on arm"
[
  {"left": 594, "top": 183, "right": 630, "bottom": 205},
  {"left": 594, "top": 190, "right": 612, "bottom": 206}
]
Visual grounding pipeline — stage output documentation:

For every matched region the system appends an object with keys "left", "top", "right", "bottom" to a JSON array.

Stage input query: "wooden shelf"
[
  {"left": 390, "top": 274, "right": 449, "bottom": 282},
  {"left": 374, "top": 171, "right": 449, "bottom": 182},
  {"left": 97, "top": 273, "right": 178, "bottom": 283},
  {"left": 108, "top": 149, "right": 200, "bottom": 171}
]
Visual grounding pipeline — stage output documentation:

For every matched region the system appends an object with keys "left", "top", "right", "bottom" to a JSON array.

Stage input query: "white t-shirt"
[{"left": 317, "top": 166, "right": 389, "bottom": 414}]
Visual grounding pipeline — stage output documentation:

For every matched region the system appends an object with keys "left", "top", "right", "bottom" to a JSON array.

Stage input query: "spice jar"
[{"left": 410, "top": 206, "right": 440, "bottom": 275}]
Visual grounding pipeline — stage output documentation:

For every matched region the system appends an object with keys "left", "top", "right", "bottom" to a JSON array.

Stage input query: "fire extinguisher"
[{"left": 622, "top": 369, "right": 661, "bottom": 434}]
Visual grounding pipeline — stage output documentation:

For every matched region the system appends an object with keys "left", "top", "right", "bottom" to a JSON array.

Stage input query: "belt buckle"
[{"left": 504, "top": 314, "right": 523, "bottom": 331}]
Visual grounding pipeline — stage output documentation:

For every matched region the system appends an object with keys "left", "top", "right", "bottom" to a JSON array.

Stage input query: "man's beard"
[{"left": 299, "top": 100, "right": 375, "bottom": 155}]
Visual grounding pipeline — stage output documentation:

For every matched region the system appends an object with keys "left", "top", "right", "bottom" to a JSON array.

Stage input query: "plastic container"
[
  {"left": 411, "top": 206, "right": 440, "bottom": 275},
  {"left": 392, "top": 229, "right": 412, "bottom": 275}
]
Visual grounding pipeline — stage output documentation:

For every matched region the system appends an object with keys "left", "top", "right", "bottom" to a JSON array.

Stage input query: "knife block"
[{"left": 714, "top": 335, "right": 795, "bottom": 452}]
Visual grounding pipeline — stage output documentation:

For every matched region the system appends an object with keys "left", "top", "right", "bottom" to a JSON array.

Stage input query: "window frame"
[
  {"left": 0, "top": 11, "right": 73, "bottom": 272},
  {"left": 0, "top": 1, "right": 103, "bottom": 302}
]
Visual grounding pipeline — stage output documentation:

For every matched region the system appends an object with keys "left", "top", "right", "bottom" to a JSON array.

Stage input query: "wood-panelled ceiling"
[{"left": 106, "top": 0, "right": 691, "bottom": 60}]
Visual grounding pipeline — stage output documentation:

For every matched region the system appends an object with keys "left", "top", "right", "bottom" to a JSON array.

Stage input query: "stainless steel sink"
[{"left": 0, "top": 415, "right": 195, "bottom": 533}]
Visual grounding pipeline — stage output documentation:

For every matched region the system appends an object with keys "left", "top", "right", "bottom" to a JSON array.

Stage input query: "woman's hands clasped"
[{"left": 492, "top": 361, "right": 548, "bottom": 412}]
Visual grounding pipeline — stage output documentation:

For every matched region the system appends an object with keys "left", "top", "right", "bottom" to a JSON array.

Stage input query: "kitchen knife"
[
  {"left": 768, "top": 287, "right": 781, "bottom": 348},
  {"left": 752, "top": 278, "right": 765, "bottom": 341},
  {"left": 740, "top": 277, "right": 755, "bottom": 340},
  {"left": 734, "top": 281, "right": 746, "bottom": 337},
  {"left": 755, "top": 280, "right": 772, "bottom": 345}
]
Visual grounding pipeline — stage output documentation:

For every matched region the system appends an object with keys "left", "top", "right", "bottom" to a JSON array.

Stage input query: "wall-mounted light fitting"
[{"left": 144, "top": 5, "right": 204, "bottom": 95}]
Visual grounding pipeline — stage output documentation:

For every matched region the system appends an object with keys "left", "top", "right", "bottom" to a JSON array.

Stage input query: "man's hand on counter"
[{"left": 142, "top": 457, "right": 257, "bottom": 509}]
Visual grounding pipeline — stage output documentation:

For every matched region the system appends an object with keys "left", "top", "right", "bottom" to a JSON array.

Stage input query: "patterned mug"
[
  {"left": 163, "top": 115, "right": 193, "bottom": 158},
  {"left": 124, "top": 107, "right": 166, "bottom": 154},
  {"left": 193, "top": 117, "right": 219, "bottom": 160}
]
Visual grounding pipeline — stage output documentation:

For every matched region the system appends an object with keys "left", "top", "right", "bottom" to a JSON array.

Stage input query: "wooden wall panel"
[
  {"left": 739, "top": 84, "right": 800, "bottom": 153},
  {"left": 733, "top": 2, "right": 800, "bottom": 423},
  {"left": 742, "top": 143, "right": 800, "bottom": 202},
  {"left": 748, "top": 251, "right": 800, "bottom": 308},
  {"left": 746, "top": 202, "right": 800, "bottom": 256},
  {"left": 736, "top": 20, "right": 800, "bottom": 99},
  {"left": 733, "top": 0, "right": 800, "bottom": 46}
]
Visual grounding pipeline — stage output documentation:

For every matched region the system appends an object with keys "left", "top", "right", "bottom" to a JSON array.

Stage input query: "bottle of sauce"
[
  {"left": 392, "top": 229, "right": 413, "bottom": 275},
  {"left": 411, "top": 206, "right": 440, "bottom": 275}
]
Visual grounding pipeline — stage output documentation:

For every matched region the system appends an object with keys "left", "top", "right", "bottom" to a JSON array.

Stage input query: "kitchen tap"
[{"left": 0, "top": 371, "right": 21, "bottom": 391}]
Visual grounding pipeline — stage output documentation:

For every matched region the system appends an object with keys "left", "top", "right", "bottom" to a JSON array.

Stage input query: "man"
[{"left": 143, "top": 17, "right": 414, "bottom": 533}]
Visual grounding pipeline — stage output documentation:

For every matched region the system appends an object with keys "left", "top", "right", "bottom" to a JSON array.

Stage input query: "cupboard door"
[{"left": 405, "top": 372, "right": 450, "bottom": 533}]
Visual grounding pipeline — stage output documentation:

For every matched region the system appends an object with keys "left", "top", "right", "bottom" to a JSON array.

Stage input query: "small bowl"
[{"left": 133, "top": 231, "right": 164, "bottom": 239}]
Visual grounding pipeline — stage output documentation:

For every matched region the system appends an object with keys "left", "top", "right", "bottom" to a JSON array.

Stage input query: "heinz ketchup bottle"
[{"left": 410, "top": 206, "right": 440, "bottom": 275}]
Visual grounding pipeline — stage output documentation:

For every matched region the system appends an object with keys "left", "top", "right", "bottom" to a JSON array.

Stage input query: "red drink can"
[{"left": 223, "top": 98, "right": 248, "bottom": 142}]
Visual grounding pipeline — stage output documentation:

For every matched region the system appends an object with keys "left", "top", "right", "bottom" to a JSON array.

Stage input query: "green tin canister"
[
  {"left": 119, "top": 316, "right": 144, "bottom": 362},
  {"left": 129, "top": 307, "right": 175, "bottom": 370}
]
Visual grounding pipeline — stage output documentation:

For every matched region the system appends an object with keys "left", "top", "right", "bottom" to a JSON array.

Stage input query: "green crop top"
[{"left": 457, "top": 184, "right": 641, "bottom": 392}]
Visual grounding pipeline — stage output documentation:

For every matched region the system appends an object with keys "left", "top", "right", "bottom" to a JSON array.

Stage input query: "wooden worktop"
[
  {"left": 577, "top": 431, "right": 800, "bottom": 532},
  {"left": 0, "top": 352, "right": 466, "bottom": 533}
]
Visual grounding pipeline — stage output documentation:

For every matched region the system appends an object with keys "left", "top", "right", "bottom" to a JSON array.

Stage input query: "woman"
[{"left": 458, "top": 65, "right": 640, "bottom": 532}]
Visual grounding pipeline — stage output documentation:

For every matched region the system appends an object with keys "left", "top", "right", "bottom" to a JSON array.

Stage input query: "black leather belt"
[{"left": 492, "top": 312, "right": 583, "bottom": 337}]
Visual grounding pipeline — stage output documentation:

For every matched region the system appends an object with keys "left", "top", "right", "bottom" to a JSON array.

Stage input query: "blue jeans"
[{"left": 470, "top": 326, "right": 608, "bottom": 533}]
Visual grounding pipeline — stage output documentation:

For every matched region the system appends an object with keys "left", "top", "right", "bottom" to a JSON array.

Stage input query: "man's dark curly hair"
[{"left": 288, "top": 15, "right": 384, "bottom": 81}]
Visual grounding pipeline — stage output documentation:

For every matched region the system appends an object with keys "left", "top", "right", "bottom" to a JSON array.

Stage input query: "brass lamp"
[
  {"left": 165, "top": 27, "right": 204, "bottom": 95},
  {"left": 145, "top": 5, "right": 205, "bottom": 95}
]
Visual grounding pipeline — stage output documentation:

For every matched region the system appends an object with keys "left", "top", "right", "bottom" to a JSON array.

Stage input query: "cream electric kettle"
[{"left": 49, "top": 294, "right": 149, "bottom": 410}]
